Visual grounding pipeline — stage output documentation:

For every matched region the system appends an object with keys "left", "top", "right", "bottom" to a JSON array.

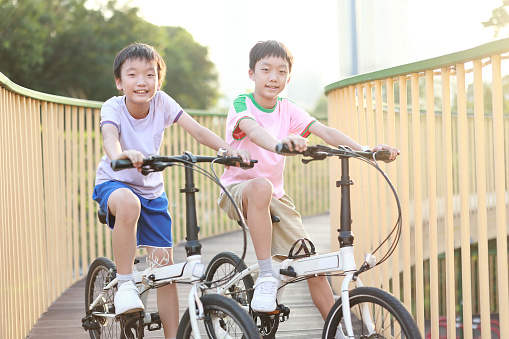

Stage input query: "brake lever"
[
  {"left": 301, "top": 155, "right": 327, "bottom": 164},
  {"left": 140, "top": 161, "right": 172, "bottom": 175}
]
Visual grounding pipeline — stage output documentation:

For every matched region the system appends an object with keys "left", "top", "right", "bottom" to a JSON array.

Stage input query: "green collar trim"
[{"left": 248, "top": 93, "right": 282, "bottom": 113}]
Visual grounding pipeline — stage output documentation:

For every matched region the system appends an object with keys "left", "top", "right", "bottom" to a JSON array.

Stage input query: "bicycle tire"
[
  {"left": 205, "top": 251, "right": 254, "bottom": 307},
  {"left": 176, "top": 293, "right": 261, "bottom": 338},
  {"left": 322, "top": 286, "right": 422, "bottom": 339},
  {"left": 84, "top": 257, "right": 122, "bottom": 339},
  {"left": 205, "top": 251, "right": 279, "bottom": 338}
]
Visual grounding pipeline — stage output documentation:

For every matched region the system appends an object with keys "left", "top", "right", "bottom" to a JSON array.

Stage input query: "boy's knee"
[
  {"left": 247, "top": 178, "right": 273, "bottom": 198},
  {"left": 109, "top": 188, "right": 141, "bottom": 219}
]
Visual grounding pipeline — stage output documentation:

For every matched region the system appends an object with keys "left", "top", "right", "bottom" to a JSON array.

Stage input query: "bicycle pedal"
[
  {"left": 148, "top": 322, "right": 162, "bottom": 331},
  {"left": 265, "top": 309, "right": 281, "bottom": 315},
  {"left": 115, "top": 310, "right": 144, "bottom": 322},
  {"left": 116, "top": 311, "right": 145, "bottom": 339},
  {"left": 278, "top": 304, "right": 290, "bottom": 321},
  {"left": 147, "top": 312, "right": 162, "bottom": 331},
  {"left": 81, "top": 315, "right": 100, "bottom": 331}
]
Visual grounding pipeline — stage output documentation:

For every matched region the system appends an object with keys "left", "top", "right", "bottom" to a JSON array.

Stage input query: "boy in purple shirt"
[
  {"left": 93, "top": 43, "right": 250, "bottom": 339},
  {"left": 219, "top": 40, "right": 399, "bottom": 317}
]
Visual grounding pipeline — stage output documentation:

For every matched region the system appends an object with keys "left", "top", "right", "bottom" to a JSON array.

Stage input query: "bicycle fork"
[{"left": 340, "top": 273, "right": 376, "bottom": 338}]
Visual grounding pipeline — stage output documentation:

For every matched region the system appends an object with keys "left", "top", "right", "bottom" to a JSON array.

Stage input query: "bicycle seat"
[{"left": 97, "top": 209, "right": 107, "bottom": 224}]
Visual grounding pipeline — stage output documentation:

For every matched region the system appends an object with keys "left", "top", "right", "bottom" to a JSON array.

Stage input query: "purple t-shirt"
[
  {"left": 95, "top": 91, "right": 183, "bottom": 199},
  {"left": 221, "top": 93, "right": 316, "bottom": 199}
]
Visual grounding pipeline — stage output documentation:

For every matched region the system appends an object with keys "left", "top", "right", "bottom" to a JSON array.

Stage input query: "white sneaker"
[
  {"left": 251, "top": 274, "right": 278, "bottom": 312},
  {"left": 114, "top": 280, "right": 144, "bottom": 315}
]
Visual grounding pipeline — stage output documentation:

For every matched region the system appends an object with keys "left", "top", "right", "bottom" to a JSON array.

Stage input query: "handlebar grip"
[
  {"left": 216, "top": 156, "right": 258, "bottom": 169},
  {"left": 111, "top": 159, "right": 135, "bottom": 171},
  {"left": 365, "top": 150, "right": 394, "bottom": 163},
  {"left": 239, "top": 159, "right": 257, "bottom": 169},
  {"left": 375, "top": 150, "right": 393, "bottom": 163},
  {"left": 275, "top": 143, "right": 301, "bottom": 154}
]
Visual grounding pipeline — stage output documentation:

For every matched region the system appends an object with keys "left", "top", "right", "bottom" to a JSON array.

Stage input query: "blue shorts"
[{"left": 92, "top": 181, "right": 173, "bottom": 248}]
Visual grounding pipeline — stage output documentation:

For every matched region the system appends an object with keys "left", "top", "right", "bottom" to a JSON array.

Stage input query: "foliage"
[
  {"left": 483, "top": 0, "right": 509, "bottom": 37},
  {"left": 0, "top": 0, "right": 218, "bottom": 108},
  {"left": 313, "top": 94, "right": 328, "bottom": 117}
]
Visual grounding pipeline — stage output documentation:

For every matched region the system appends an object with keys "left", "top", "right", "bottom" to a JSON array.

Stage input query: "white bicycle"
[
  {"left": 82, "top": 152, "right": 260, "bottom": 339},
  {"left": 204, "top": 144, "right": 422, "bottom": 339}
]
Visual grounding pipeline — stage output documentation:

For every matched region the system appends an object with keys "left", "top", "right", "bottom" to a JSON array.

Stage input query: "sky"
[{"left": 118, "top": 0, "right": 503, "bottom": 111}]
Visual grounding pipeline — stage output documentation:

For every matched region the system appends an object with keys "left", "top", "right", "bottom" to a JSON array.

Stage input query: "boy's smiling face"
[
  {"left": 249, "top": 56, "right": 291, "bottom": 109},
  {"left": 116, "top": 58, "right": 161, "bottom": 117}
]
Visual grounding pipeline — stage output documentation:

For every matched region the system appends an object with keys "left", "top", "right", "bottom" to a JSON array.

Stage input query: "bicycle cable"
[
  {"left": 140, "top": 157, "right": 251, "bottom": 289},
  {"left": 334, "top": 146, "right": 403, "bottom": 268}
]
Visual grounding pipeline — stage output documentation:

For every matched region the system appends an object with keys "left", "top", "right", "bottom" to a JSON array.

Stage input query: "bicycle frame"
[
  {"left": 87, "top": 153, "right": 254, "bottom": 337},
  {"left": 212, "top": 156, "right": 377, "bottom": 338}
]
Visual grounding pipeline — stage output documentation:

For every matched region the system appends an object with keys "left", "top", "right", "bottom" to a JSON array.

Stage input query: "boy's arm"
[
  {"left": 238, "top": 118, "right": 308, "bottom": 152},
  {"left": 102, "top": 124, "right": 144, "bottom": 170},
  {"left": 176, "top": 112, "right": 251, "bottom": 163},
  {"left": 308, "top": 121, "right": 362, "bottom": 150},
  {"left": 309, "top": 121, "right": 400, "bottom": 159}
]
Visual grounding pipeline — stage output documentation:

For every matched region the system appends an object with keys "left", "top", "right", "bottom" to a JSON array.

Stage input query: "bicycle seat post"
[
  {"left": 181, "top": 159, "right": 202, "bottom": 257},
  {"left": 337, "top": 157, "right": 354, "bottom": 247}
]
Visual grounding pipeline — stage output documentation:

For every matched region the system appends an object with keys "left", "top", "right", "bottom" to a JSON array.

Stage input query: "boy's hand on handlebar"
[
  {"left": 116, "top": 150, "right": 144, "bottom": 172},
  {"left": 281, "top": 134, "right": 308, "bottom": 153},
  {"left": 228, "top": 149, "right": 251, "bottom": 165},
  {"left": 371, "top": 144, "right": 400, "bottom": 160},
  {"left": 224, "top": 149, "right": 251, "bottom": 169}
]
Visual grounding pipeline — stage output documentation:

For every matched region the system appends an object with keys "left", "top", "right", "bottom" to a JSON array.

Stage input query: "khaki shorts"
[{"left": 218, "top": 181, "right": 310, "bottom": 256}]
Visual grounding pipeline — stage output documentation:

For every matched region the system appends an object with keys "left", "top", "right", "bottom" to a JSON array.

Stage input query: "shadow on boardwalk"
[{"left": 28, "top": 213, "right": 332, "bottom": 338}]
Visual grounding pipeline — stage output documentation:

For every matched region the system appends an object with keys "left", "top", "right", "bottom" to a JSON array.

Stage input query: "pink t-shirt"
[{"left": 221, "top": 93, "right": 316, "bottom": 199}]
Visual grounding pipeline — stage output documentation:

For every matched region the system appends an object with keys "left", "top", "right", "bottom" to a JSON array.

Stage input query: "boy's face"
[
  {"left": 115, "top": 58, "right": 161, "bottom": 114},
  {"left": 249, "top": 56, "right": 290, "bottom": 108}
]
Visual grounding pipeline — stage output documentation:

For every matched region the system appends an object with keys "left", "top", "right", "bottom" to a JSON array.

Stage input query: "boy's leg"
[
  {"left": 108, "top": 188, "right": 141, "bottom": 275},
  {"left": 147, "top": 247, "right": 179, "bottom": 339},
  {"left": 271, "top": 194, "right": 335, "bottom": 318},
  {"left": 221, "top": 178, "right": 279, "bottom": 312},
  {"left": 107, "top": 187, "right": 145, "bottom": 314},
  {"left": 307, "top": 275, "right": 335, "bottom": 320},
  {"left": 239, "top": 178, "right": 281, "bottom": 312},
  {"left": 240, "top": 178, "right": 274, "bottom": 262}
]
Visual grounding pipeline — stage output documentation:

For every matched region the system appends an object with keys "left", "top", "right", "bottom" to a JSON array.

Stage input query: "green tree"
[
  {"left": 160, "top": 26, "right": 218, "bottom": 109},
  {"left": 483, "top": 0, "right": 509, "bottom": 37},
  {"left": 0, "top": 0, "right": 218, "bottom": 109}
]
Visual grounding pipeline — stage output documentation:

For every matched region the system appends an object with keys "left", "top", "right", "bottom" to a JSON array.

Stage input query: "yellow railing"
[
  {"left": 326, "top": 38, "right": 509, "bottom": 338},
  {"left": 0, "top": 73, "right": 328, "bottom": 339}
]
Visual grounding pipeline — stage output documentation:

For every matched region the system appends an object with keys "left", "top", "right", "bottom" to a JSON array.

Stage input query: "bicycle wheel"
[
  {"left": 322, "top": 286, "right": 422, "bottom": 339},
  {"left": 205, "top": 251, "right": 279, "bottom": 338},
  {"left": 84, "top": 257, "right": 121, "bottom": 339},
  {"left": 176, "top": 293, "right": 261, "bottom": 338},
  {"left": 205, "top": 251, "right": 254, "bottom": 306}
]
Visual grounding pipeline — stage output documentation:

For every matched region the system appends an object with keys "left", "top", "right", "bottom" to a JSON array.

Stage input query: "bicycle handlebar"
[
  {"left": 275, "top": 143, "right": 394, "bottom": 163},
  {"left": 111, "top": 153, "right": 257, "bottom": 172}
]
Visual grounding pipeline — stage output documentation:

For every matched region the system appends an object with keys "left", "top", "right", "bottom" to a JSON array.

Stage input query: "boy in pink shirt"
[{"left": 219, "top": 40, "right": 399, "bottom": 317}]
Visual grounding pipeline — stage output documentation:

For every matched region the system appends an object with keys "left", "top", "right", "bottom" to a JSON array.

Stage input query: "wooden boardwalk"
[{"left": 28, "top": 214, "right": 333, "bottom": 338}]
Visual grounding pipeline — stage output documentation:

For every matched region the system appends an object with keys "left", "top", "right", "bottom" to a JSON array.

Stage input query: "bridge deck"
[{"left": 28, "top": 214, "right": 332, "bottom": 338}]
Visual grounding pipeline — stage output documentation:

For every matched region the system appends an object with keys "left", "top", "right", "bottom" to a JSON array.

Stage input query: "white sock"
[
  {"left": 117, "top": 273, "right": 135, "bottom": 286},
  {"left": 258, "top": 258, "right": 276, "bottom": 278}
]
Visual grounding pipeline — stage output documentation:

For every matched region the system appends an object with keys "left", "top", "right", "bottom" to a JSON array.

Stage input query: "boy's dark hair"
[
  {"left": 249, "top": 40, "right": 294, "bottom": 73},
  {"left": 113, "top": 43, "right": 167, "bottom": 84}
]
